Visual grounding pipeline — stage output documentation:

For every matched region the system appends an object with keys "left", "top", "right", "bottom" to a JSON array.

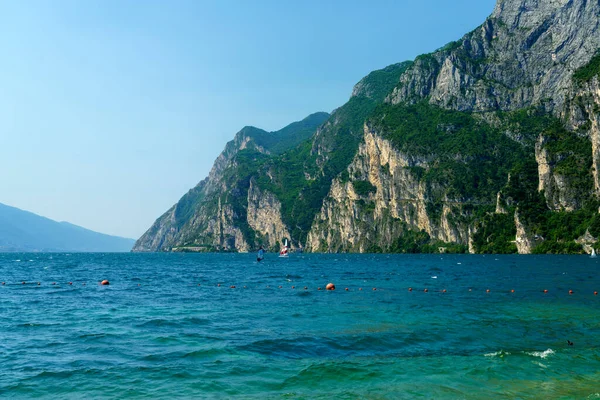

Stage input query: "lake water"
[{"left": 0, "top": 253, "right": 599, "bottom": 398}]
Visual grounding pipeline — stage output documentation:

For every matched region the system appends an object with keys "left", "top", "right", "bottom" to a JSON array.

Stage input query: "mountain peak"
[{"left": 492, "top": 0, "right": 571, "bottom": 27}]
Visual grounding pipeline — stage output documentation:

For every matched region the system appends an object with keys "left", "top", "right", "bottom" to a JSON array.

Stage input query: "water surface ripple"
[{"left": 1, "top": 253, "right": 599, "bottom": 398}]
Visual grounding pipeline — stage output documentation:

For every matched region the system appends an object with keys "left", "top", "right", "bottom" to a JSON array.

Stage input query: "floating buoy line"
[{"left": 0, "top": 281, "right": 598, "bottom": 296}]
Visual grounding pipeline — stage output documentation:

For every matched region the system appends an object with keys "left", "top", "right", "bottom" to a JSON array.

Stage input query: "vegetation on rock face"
[
  {"left": 255, "top": 62, "right": 414, "bottom": 244},
  {"left": 385, "top": 226, "right": 468, "bottom": 254},
  {"left": 136, "top": 0, "right": 600, "bottom": 255},
  {"left": 250, "top": 112, "right": 330, "bottom": 155},
  {"left": 370, "top": 101, "right": 535, "bottom": 201},
  {"left": 573, "top": 52, "right": 600, "bottom": 84},
  {"left": 352, "top": 180, "right": 377, "bottom": 197}
]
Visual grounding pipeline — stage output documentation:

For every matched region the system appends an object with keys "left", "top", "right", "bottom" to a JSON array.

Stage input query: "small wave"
[
  {"left": 16, "top": 322, "right": 59, "bottom": 328},
  {"left": 137, "top": 319, "right": 180, "bottom": 328},
  {"left": 182, "top": 317, "right": 211, "bottom": 326},
  {"left": 526, "top": 349, "right": 555, "bottom": 359},
  {"left": 431, "top": 276, "right": 438, "bottom": 279},
  {"left": 183, "top": 348, "right": 233, "bottom": 359},
  {"left": 484, "top": 350, "right": 510, "bottom": 358}
]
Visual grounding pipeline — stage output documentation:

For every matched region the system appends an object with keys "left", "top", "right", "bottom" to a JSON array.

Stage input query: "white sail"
[{"left": 279, "top": 239, "right": 289, "bottom": 257}]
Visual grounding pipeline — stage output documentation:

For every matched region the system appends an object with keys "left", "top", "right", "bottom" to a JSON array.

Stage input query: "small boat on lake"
[{"left": 279, "top": 239, "right": 290, "bottom": 258}]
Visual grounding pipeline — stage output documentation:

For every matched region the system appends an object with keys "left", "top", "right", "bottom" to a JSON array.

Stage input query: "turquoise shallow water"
[{"left": 1, "top": 253, "right": 599, "bottom": 399}]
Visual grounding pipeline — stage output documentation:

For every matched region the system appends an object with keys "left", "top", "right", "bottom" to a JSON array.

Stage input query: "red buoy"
[
  {"left": 326, "top": 283, "right": 335, "bottom": 291},
  {"left": 569, "top": 290, "right": 574, "bottom": 295},
  {"left": 442, "top": 289, "right": 447, "bottom": 293},
  {"left": 101, "top": 280, "right": 110, "bottom": 285},
  {"left": 345, "top": 288, "right": 349, "bottom": 291},
  {"left": 543, "top": 289, "right": 548, "bottom": 293},
  {"left": 408, "top": 287, "right": 412, "bottom": 292},
  {"left": 595, "top": 291, "right": 598, "bottom": 295},
  {"left": 230, "top": 285, "right": 236, "bottom": 289}
]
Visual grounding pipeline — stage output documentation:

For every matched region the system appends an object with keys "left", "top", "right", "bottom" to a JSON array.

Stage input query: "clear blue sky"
[{"left": 0, "top": 0, "right": 496, "bottom": 239}]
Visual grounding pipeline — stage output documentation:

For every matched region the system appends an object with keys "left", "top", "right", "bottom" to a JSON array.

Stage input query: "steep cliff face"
[
  {"left": 246, "top": 180, "right": 291, "bottom": 250},
  {"left": 388, "top": 0, "right": 600, "bottom": 115},
  {"left": 133, "top": 113, "right": 328, "bottom": 252},
  {"left": 137, "top": 0, "right": 600, "bottom": 254},
  {"left": 307, "top": 126, "right": 471, "bottom": 252},
  {"left": 306, "top": 0, "right": 600, "bottom": 254}
]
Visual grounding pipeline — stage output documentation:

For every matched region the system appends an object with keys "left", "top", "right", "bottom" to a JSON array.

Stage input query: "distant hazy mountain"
[{"left": 0, "top": 203, "right": 135, "bottom": 252}]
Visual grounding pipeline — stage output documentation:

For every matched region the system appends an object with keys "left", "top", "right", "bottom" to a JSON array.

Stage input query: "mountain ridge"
[
  {"left": 135, "top": 0, "right": 600, "bottom": 254},
  {"left": 0, "top": 202, "right": 135, "bottom": 252}
]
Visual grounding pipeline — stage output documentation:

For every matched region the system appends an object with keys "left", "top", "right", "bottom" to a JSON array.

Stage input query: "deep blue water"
[{"left": 1, "top": 253, "right": 599, "bottom": 398}]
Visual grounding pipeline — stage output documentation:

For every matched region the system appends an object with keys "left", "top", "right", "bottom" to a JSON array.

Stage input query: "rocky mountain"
[
  {"left": 0, "top": 202, "right": 135, "bottom": 252},
  {"left": 136, "top": 0, "right": 600, "bottom": 254}
]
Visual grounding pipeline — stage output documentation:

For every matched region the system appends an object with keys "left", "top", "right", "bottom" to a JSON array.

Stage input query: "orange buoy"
[
  {"left": 510, "top": 289, "right": 515, "bottom": 293},
  {"left": 408, "top": 287, "right": 412, "bottom": 292},
  {"left": 486, "top": 289, "right": 490, "bottom": 293},
  {"left": 372, "top": 287, "right": 377, "bottom": 291},
  {"left": 424, "top": 288, "right": 428, "bottom": 292},
  {"left": 442, "top": 289, "right": 447, "bottom": 293},
  {"left": 569, "top": 290, "right": 574, "bottom": 295},
  {"left": 543, "top": 289, "right": 548, "bottom": 293},
  {"left": 101, "top": 280, "right": 110, "bottom": 285},
  {"left": 594, "top": 291, "right": 598, "bottom": 295},
  {"left": 326, "top": 283, "right": 335, "bottom": 291}
]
